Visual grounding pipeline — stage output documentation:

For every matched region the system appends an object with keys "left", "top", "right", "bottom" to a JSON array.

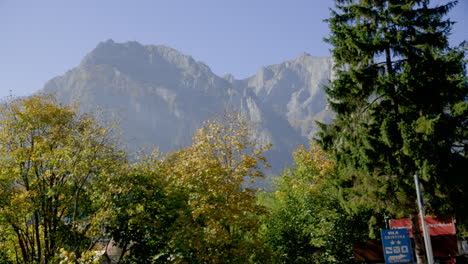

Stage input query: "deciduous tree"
[
  {"left": 104, "top": 152, "right": 186, "bottom": 264},
  {"left": 167, "top": 112, "right": 271, "bottom": 263},
  {"left": 103, "top": 113, "right": 271, "bottom": 263},
  {"left": 261, "top": 141, "right": 371, "bottom": 263},
  {"left": 0, "top": 95, "right": 126, "bottom": 263}
]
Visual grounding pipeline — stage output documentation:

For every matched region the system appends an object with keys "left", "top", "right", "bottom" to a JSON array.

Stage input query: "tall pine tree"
[{"left": 319, "top": 0, "right": 467, "bottom": 263}]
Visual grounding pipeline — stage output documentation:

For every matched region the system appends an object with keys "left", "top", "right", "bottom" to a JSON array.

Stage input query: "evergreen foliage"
[{"left": 319, "top": 0, "right": 467, "bottom": 229}]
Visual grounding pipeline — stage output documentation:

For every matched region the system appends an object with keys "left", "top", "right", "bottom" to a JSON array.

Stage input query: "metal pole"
[{"left": 414, "top": 173, "right": 434, "bottom": 264}]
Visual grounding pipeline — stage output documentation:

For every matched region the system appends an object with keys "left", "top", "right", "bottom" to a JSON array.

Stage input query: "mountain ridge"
[{"left": 42, "top": 40, "right": 334, "bottom": 174}]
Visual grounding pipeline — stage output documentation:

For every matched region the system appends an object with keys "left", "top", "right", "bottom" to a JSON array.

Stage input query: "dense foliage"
[
  {"left": 105, "top": 113, "right": 272, "bottom": 263},
  {"left": 103, "top": 154, "right": 183, "bottom": 264},
  {"left": 261, "top": 142, "right": 372, "bottom": 264},
  {"left": 0, "top": 96, "right": 376, "bottom": 263},
  {"left": 319, "top": 0, "right": 467, "bottom": 262},
  {"left": 2, "top": 2, "right": 466, "bottom": 258},
  {"left": 0, "top": 95, "right": 126, "bottom": 263}
]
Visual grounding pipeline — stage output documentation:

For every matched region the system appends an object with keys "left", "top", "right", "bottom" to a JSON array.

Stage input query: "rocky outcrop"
[{"left": 42, "top": 40, "right": 334, "bottom": 174}]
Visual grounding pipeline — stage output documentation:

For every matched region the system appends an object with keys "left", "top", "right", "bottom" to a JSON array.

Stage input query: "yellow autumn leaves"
[
  {"left": 0, "top": 94, "right": 343, "bottom": 264},
  {"left": 0, "top": 95, "right": 126, "bottom": 264},
  {"left": 157, "top": 113, "right": 271, "bottom": 263}
]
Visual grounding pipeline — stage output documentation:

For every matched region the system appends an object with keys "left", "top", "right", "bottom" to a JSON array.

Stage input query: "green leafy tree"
[
  {"left": 261, "top": 141, "right": 371, "bottom": 264},
  {"left": 104, "top": 153, "right": 187, "bottom": 264},
  {"left": 319, "top": 0, "right": 467, "bottom": 262},
  {"left": 0, "top": 95, "right": 126, "bottom": 263}
]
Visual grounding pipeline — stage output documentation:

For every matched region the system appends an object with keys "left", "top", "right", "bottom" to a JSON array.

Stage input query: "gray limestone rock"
[{"left": 42, "top": 40, "right": 334, "bottom": 175}]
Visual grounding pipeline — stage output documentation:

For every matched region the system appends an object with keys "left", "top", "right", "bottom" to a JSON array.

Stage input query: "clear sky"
[{"left": 1, "top": 0, "right": 466, "bottom": 99}]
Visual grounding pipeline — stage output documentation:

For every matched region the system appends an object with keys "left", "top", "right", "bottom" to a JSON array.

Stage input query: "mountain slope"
[{"left": 43, "top": 40, "right": 333, "bottom": 174}]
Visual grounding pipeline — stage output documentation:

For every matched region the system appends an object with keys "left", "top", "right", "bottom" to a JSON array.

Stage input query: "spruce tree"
[{"left": 319, "top": 0, "right": 467, "bottom": 263}]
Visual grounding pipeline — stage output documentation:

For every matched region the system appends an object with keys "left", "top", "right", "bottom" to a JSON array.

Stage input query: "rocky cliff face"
[
  {"left": 244, "top": 53, "right": 334, "bottom": 138},
  {"left": 43, "top": 40, "right": 334, "bottom": 174}
]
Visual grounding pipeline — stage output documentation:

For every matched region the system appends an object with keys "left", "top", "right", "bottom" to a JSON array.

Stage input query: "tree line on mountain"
[{"left": 1, "top": 0, "right": 466, "bottom": 263}]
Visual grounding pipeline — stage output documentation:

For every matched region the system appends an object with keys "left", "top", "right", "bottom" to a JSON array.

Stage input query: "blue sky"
[{"left": 1, "top": 0, "right": 466, "bottom": 99}]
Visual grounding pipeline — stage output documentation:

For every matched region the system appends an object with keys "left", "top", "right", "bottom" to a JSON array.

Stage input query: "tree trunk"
[
  {"left": 12, "top": 225, "right": 29, "bottom": 263},
  {"left": 33, "top": 211, "right": 42, "bottom": 264},
  {"left": 411, "top": 213, "right": 427, "bottom": 264}
]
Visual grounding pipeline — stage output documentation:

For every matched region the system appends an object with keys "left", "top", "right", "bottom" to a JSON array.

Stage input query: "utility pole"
[{"left": 414, "top": 173, "right": 434, "bottom": 264}]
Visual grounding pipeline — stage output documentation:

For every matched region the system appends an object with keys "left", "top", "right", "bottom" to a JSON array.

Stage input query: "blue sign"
[{"left": 381, "top": 229, "right": 414, "bottom": 264}]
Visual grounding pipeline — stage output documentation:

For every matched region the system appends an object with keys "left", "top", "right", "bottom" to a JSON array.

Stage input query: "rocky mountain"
[{"left": 42, "top": 40, "right": 334, "bottom": 174}]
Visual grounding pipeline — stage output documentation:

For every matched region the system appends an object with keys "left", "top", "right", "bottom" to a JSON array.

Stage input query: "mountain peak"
[
  {"left": 78, "top": 40, "right": 219, "bottom": 87},
  {"left": 100, "top": 38, "right": 116, "bottom": 46},
  {"left": 42, "top": 40, "right": 334, "bottom": 175},
  {"left": 292, "top": 52, "right": 332, "bottom": 64}
]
